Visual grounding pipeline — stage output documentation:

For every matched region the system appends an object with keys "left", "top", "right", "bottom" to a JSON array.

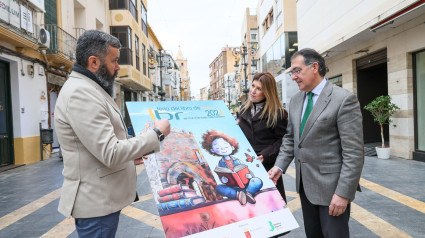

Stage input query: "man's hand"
[
  {"left": 257, "top": 155, "right": 264, "bottom": 163},
  {"left": 329, "top": 194, "right": 349, "bottom": 216},
  {"left": 154, "top": 119, "right": 171, "bottom": 137},
  {"left": 268, "top": 166, "right": 282, "bottom": 185},
  {"left": 134, "top": 156, "right": 148, "bottom": 165}
]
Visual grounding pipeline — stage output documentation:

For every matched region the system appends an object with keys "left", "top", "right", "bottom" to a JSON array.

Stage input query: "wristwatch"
[{"left": 153, "top": 128, "right": 165, "bottom": 141}]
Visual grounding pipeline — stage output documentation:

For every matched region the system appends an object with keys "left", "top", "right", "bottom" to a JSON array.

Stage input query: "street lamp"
[
  {"left": 149, "top": 49, "right": 170, "bottom": 100},
  {"left": 223, "top": 78, "right": 234, "bottom": 108},
  {"left": 232, "top": 42, "right": 257, "bottom": 101}
]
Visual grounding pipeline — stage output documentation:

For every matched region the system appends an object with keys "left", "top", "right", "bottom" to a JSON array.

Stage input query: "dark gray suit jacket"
[{"left": 275, "top": 81, "right": 364, "bottom": 206}]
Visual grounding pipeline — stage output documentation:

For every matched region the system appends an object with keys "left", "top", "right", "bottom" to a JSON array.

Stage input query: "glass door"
[
  {"left": 414, "top": 50, "right": 425, "bottom": 154},
  {"left": 0, "top": 61, "right": 14, "bottom": 166}
]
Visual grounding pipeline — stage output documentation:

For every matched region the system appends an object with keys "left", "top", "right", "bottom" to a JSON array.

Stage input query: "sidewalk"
[{"left": 0, "top": 154, "right": 424, "bottom": 238}]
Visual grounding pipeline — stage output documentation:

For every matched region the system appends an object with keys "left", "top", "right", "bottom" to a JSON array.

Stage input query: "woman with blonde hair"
[{"left": 238, "top": 72, "right": 288, "bottom": 202}]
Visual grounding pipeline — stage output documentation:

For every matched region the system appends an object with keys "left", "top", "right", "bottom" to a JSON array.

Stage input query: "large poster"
[{"left": 127, "top": 100, "right": 298, "bottom": 238}]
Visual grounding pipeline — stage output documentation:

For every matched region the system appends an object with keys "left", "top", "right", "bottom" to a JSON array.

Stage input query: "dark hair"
[
  {"left": 291, "top": 48, "right": 326, "bottom": 77},
  {"left": 75, "top": 30, "right": 121, "bottom": 67}
]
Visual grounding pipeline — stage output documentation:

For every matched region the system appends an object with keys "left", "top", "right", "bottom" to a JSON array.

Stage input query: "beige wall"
[
  {"left": 283, "top": 0, "right": 297, "bottom": 32},
  {"left": 297, "top": 0, "right": 419, "bottom": 52},
  {"left": 324, "top": 13, "right": 425, "bottom": 159}
]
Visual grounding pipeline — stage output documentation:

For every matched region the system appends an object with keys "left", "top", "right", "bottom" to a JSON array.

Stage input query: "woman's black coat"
[{"left": 238, "top": 106, "right": 288, "bottom": 167}]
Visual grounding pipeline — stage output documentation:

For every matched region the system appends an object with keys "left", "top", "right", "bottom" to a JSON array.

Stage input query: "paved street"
[{"left": 0, "top": 154, "right": 424, "bottom": 238}]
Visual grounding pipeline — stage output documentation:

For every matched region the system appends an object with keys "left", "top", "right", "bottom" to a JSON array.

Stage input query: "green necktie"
[{"left": 300, "top": 92, "right": 314, "bottom": 138}]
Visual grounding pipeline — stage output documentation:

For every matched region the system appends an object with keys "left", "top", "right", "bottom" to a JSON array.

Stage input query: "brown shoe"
[
  {"left": 246, "top": 192, "right": 256, "bottom": 204},
  {"left": 237, "top": 191, "right": 247, "bottom": 205}
]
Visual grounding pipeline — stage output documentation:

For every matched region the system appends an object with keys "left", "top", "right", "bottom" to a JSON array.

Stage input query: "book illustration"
[
  {"left": 214, "top": 164, "right": 250, "bottom": 188},
  {"left": 157, "top": 197, "right": 206, "bottom": 211},
  {"left": 157, "top": 184, "right": 191, "bottom": 197},
  {"left": 201, "top": 130, "right": 263, "bottom": 206},
  {"left": 158, "top": 190, "right": 199, "bottom": 203},
  {"left": 140, "top": 125, "right": 219, "bottom": 211}
]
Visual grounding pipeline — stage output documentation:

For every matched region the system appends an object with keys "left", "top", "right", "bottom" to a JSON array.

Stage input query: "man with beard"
[{"left": 54, "top": 30, "right": 170, "bottom": 237}]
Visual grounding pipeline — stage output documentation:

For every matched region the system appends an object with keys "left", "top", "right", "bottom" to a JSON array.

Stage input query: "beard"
[{"left": 95, "top": 63, "right": 118, "bottom": 96}]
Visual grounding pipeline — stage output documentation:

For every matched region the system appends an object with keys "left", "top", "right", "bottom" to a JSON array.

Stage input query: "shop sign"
[
  {"left": 0, "top": 0, "right": 21, "bottom": 28},
  {"left": 20, "top": 4, "right": 33, "bottom": 33}
]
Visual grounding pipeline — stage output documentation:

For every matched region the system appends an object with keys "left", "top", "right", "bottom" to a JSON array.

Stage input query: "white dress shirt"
[{"left": 300, "top": 78, "right": 327, "bottom": 122}]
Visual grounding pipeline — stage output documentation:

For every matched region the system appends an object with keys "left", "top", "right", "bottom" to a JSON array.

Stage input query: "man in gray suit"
[{"left": 269, "top": 48, "right": 364, "bottom": 237}]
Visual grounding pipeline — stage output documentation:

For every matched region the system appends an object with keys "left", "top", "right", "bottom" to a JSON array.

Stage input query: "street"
[{"left": 0, "top": 154, "right": 424, "bottom": 238}]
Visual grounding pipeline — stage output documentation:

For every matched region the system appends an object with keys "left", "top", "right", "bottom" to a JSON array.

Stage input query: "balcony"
[
  {"left": 0, "top": 17, "right": 39, "bottom": 49},
  {"left": 42, "top": 24, "right": 77, "bottom": 71}
]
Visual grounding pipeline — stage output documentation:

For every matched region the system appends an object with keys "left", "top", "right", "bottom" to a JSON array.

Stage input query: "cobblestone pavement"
[{"left": 0, "top": 154, "right": 424, "bottom": 238}]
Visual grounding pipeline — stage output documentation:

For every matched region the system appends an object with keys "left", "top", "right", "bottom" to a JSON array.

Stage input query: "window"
[
  {"left": 276, "top": 0, "right": 282, "bottom": 28},
  {"left": 142, "top": 43, "right": 146, "bottom": 75},
  {"left": 111, "top": 26, "right": 132, "bottom": 65},
  {"left": 250, "top": 28, "right": 258, "bottom": 49},
  {"left": 135, "top": 35, "right": 140, "bottom": 70},
  {"left": 130, "top": 0, "right": 137, "bottom": 21},
  {"left": 109, "top": 0, "right": 137, "bottom": 21},
  {"left": 262, "top": 8, "right": 274, "bottom": 34},
  {"left": 328, "top": 75, "right": 342, "bottom": 87},
  {"left": 269, "top": 9, "right": 274, "bottom": 26},
  {"left": 141, "top": 2, "right": 148, "bottom": 36}
]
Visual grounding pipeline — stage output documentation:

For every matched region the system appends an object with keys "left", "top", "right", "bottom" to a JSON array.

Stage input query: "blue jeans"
[
  {"left": 216, "top": 177, "right": 263, "bottom": 199},
  {"left": 75, "top": 210, "right": 121, "bottom": 238}
]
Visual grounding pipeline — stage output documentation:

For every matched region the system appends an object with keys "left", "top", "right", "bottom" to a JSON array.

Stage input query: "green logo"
[{"left": 268, "top": 221, "right": 275, "bottom": 231}]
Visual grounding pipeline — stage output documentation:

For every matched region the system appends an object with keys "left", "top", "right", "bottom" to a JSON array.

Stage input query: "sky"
[{"left": 148, "top": 0, "right": 259, "bottom": 97}]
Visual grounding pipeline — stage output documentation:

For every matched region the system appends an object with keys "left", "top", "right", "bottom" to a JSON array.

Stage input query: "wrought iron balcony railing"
[{"left": 42, "top": 24, "right": 77, "bottom": 61}]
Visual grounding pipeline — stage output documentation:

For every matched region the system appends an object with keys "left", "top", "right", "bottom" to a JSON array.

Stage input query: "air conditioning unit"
[{"left": 38, "top": 27, "right": 51, "bottom": 49}]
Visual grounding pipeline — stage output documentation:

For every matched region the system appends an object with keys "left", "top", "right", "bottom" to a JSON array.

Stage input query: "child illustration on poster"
[
  {"left": 201, "top": 130, "right": 262, "bottom": 205},
  {"left": 126, "top": 101, "right": 298, "bottom": 238}
]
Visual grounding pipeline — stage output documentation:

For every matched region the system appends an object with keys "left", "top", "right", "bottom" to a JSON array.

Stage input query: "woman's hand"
[{"left": 256, "top": 155, "right": 264, "bottom": 163}]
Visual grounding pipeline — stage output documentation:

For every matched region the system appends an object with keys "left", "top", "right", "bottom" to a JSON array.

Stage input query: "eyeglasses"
[{"left": 288, "top": 63, "right": 314, "bottom": 77}]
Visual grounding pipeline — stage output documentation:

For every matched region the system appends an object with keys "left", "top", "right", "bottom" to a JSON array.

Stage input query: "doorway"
[
  {"left": 0, "top": 61, "right": 14, "bottom": 166},
  {"left": 356, "top": 50, "right": 388, "bottom": 144}
]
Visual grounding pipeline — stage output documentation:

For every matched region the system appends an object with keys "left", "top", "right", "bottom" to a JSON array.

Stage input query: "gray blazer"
[
  {"left": 275, "top": 81, "right": 364, "bottom": 206},
  {"left": 55, "top": 71, "right": 160, "bottom": 218}
]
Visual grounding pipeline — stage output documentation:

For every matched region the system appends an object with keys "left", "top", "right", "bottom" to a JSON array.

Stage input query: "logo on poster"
[
  {"left": 148, "top": 109, "right": 183, "bottom": 120},
  {"left": 243, "top": 228, "right": 252, "bottom": 238},
  {"left": 268, "top": 221, "right": 275, "bottom": 231}
]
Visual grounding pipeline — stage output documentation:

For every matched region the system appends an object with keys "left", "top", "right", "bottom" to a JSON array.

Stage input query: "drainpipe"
[{"left": 40, "top": 49, "right": 50, "bottom": 68}]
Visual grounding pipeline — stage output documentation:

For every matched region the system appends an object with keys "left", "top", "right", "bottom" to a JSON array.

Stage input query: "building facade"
[
  {"left": 257, "top": 0, "right": 298, "bottom": 107},
  {"left": 175, "top": 46, "right": 191, "bottom": 101},
  {"left": 199, "top": 86, "right": 208, "bottom": 101},
  {"left": 296, "top": 0, "right": 425, "bottom": 161},
  {"left": 0, "top": 0, "right": 93, "bottom": 165},
  {"left": 108, "top": 0, "right": 152, "bottom": 126},
  {"left": 208, "top": 46, "right": 238, "bottom": 101},
  {"left": 236, "top": 8, "right": 259, "bottom": 104}
]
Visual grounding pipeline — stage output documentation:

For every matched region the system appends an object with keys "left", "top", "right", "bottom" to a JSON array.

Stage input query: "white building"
[
  {"left": 256, "top": 0, "right": 299, "bottom": 108},
  {"left": 296, "top": 0, "right": 425, "bottom": 161}
]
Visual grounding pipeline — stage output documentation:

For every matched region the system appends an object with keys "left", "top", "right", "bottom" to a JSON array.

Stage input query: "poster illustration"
[{"left": 126, "top": 100, "right": 298, "bottom": 238}]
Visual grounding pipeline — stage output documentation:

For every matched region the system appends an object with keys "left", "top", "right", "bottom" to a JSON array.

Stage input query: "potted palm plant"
[{"left": 364, "top": 95, "right": 400, "bottom": 159}]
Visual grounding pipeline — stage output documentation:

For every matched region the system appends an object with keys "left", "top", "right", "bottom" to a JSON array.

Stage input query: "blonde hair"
[{"left": 241, "top": 72, "right": 284, "bottom": 128}]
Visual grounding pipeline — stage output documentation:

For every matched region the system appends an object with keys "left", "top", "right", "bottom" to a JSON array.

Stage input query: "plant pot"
[{"left": 375, "top": 147, "right": 391, "bottom": 159}]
